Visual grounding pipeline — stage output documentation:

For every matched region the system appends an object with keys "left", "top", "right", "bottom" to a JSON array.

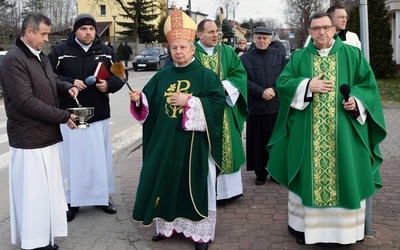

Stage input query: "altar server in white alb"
[
  {"left": 0, "top": 13, "right": 79, "bottom": 250},
  {"left": 48, "top": 13, "right": 125, "bottom": 222}
]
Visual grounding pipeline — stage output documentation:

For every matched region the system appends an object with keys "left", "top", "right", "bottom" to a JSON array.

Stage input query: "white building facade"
[{"left": 386, "top": 0, "right": 400, "bottom": 66}]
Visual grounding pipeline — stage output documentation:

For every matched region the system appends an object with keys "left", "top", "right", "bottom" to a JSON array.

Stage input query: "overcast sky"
[{"left": 171, "top": 0, "right": 286, "bottom": 24}]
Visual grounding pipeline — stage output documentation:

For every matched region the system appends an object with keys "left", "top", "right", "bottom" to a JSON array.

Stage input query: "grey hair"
[
  {"left": 253, "top": 34, "right": 272, "bottom": 39},
  {"left": 237, "top": 37, "right": 247, "bottom": 44},
  {"left": 21, "top": 13, "right": 51, "bottom": 36}
]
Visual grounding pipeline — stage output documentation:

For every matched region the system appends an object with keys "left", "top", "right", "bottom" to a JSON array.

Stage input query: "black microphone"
[
  {"left": 85, "top": 76, "right": 96, "bottom": 85},
  {"left": 340, "top": 84, "right": 350, "bottom": 102}
]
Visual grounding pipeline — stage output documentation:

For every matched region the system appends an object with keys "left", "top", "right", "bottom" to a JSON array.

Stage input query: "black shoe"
[
  {"left": 216, "top": 200, "right": 227, "bottom": 206},
  {"left": 296, "top": 236, "right": 305, "bottom": 245},
  {"left": 216, "top": 193, "right": 243, "bottom": 206},
  {"left": 288, "top": 226, "right": 305, "bottom": 245},
  {"left": 255, "top": 176, "right": 266, "bottom": 185},
  {"left": 27, "top": 244, "right": 59, "bottom": 250},
  {"left": 194, "top": 242, "right": 208, "bottom": 250},
  {"left": 66, "top": 210, "right": 75, "bottom": 222},
  {"left": 67, "top": 204, "right": 79, "bottom": 222},
  {"left": 96, "top": 202, "right": 117, "bottom": 214},
  {"left": 46, "top": 244, "right": 59, "bottom": 250},
  {"left": 152, "top": 233, "right": 166, "bottom": 242}
]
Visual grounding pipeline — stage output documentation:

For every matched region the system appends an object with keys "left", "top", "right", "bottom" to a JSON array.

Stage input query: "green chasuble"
[
  {"left": 132, "top": 59, "right": 225, "bottom": 225},
  {"left": 194, "top": 42, "right": 248, "bottom": 174},
  {"left": 267, "top": 37, "right": 386, "bottom": 209}
]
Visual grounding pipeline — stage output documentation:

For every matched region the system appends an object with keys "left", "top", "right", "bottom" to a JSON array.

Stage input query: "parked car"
[
  {"left": 246, "top": 42, "right": 252, "bottom": 49},
  {"left": 279, "top": 40, "right": 291, "bottom": 60},
  {"left": 0, "top": 51, "right": 8, "bottom": 97},
  {"left": 132, "top": 47, "right": 169, "bottom": 71}
]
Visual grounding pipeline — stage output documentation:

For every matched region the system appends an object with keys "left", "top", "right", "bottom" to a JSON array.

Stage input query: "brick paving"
[{"left": 119, "top": 106, "right": 400, "bottom": 250}]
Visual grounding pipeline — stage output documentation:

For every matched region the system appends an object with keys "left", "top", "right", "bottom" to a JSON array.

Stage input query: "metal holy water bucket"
[{"left": 67, "top": 107, "right": 94, "bottom": 128}]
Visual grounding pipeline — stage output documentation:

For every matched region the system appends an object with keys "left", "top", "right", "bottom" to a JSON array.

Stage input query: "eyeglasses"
[
  {"left": 309, "top": 25, "right": 334, "bottom": 31},
  {"left": 334, "top": 15, "right": 349, "bottom": 20},
  {"left": 238, "top": 42, "right": 246, "bottom": 44}
]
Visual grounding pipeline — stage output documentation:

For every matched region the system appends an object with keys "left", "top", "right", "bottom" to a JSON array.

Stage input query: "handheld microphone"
[
  {"left": 85, "top": 76, "right": 96, "bottom": 85},
  {"left": 339, "top": 84, "right": 350, "bottom": 102}
]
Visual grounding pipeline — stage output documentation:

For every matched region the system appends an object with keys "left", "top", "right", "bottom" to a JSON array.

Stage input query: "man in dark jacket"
[
  {"left": 48, "top": 13, "right": 124, "bottom": 222},
  {"left": 121, "top": 41, "right": 132, "bottom": 67},
  {"left": 240, "top": 26, "right": 286, "bottom": 185},
  {"left": 248, "top": 22, "right": 285, "bottom": 56},
  {"left": 0, "top": 13, "right": 78, "bottom": 250}
]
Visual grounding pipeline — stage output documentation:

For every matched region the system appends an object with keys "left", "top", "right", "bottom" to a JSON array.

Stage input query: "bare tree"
[
  {"left": 42, "top": 0, "right": 76, "bottom": 32},
  {"left": 7, "top": 0, "right": 77, "bottom": 33},
  {"left": 0, "top": 0, "right": 17, "bottom": 38},
  {"left": 220, "top": 0, "right": 239, "bottom": 20},
  {"left": 262, "top": 17, "right": 283, "bottom": 30},
  {"left": 284, "top": 0, "right": 329, "bottom": 46}
]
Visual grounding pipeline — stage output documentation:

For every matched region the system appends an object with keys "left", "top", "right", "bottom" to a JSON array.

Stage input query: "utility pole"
[
  {"left": 233, "top": 2, "right": 239, "bottom": 45},
  {"left": 186, "top": 0, "right": 191, "bottom": 17},
  {"left": 112, "top": 15, "right": 117, "bottom": 50},
  {"left": 359, "top": 0, "right": 372, "bottom": 237}
]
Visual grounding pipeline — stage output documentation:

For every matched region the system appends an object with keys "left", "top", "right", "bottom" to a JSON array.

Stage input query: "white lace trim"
[
  {"left": 184, "top": 97, "right": 206, "bottom": 132},
  {"left": 155, "top": 210, "right": 216, "bottom": 242}
]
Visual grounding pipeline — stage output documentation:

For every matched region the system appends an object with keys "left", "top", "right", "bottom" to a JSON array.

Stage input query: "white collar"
[
  {"left": 25, "top": 44, "right": 41, "bottom": 61},
  {"left": 75, "top": 37, "right": 92, "bottom": 52},
  {"left": 197, "top": 41, "right": 215, "bottom": 56},
  {"left": 315, "top": 40, "right": 335, "bottom": 57}
]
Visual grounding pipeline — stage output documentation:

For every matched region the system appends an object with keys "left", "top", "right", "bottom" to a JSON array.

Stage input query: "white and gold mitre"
[{"left": 164, "top": 8, "right": 197, "bottom": 43}]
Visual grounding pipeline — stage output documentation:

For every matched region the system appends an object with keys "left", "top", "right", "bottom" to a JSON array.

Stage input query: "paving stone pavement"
[{"left": 0, "top": 106, "right": 399, "bottom": 250}]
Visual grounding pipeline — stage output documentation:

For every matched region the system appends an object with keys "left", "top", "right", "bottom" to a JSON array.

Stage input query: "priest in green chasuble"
[
  {"left": 267, "top": 12, "right": 386, "bottom": 246},
  {"left": 194, "top": 19, "right": 248, "bottom": 202},
  {"left": 129, "top": 9, "right": 225, "bottom": 250}
]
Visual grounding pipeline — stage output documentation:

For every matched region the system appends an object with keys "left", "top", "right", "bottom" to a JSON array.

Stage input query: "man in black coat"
[
  {"left": 240, "top": 26, "right": 286, "bottom": 185},
  {"left": 248, "top": 21, "right": 285, "bottom": 56},
  {"left": 48, "top": 13, "right": 124, "bottom": 222},
  {"left": 122, "top": 41, "right": 133, "bottom": 67}
]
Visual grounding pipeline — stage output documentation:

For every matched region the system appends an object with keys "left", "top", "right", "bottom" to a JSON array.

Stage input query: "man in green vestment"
[
  {"left": 194, "top": 19, "right": 248, "bottom": 202},
  {"left": 267, "top": 12, "right": 386, "bottom": 245},
  {"left": 129, "top": 9, "right": 225, "bottom": 250}
]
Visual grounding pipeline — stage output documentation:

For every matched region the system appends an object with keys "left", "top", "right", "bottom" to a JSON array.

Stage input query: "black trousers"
[{"left": 246, "top": 113, "right": 278, "bottom": 179}]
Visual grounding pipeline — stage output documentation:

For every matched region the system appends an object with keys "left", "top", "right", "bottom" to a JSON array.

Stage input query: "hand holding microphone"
[
  {"left": 85, "top": 75, "right": 97, "bottom": 85},
  {"left": 340, "top": 84, "right": 350, "bottom": 102},
  {"left": 340, "top": 84, "right": 358, "bottom": 114},
  {"left": 73, "top": 76, "right": 96, "bottom": 91}
]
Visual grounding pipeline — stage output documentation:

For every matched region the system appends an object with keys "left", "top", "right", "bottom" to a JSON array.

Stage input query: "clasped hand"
[{"left": 262, "top": 88, "right": 275, "bottom": 101}]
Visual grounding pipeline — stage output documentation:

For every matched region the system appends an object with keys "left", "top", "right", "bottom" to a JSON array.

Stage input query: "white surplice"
[
  {"left": 216, "top": 171, "right": 243, "bottom": 200},
  {"left": 9, "top": 143, "right": 68, "bottom": 249},
  {"left": 60, "top": 119, "right": 114, "bottom": 206},
  {"left": 288, "top": 192, "right": 365, "bottom": 244}
]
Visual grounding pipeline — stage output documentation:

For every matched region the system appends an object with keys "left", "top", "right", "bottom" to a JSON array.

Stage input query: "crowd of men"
[{"left": 0, "top": 5, "right": 386, "bottom": 250}]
